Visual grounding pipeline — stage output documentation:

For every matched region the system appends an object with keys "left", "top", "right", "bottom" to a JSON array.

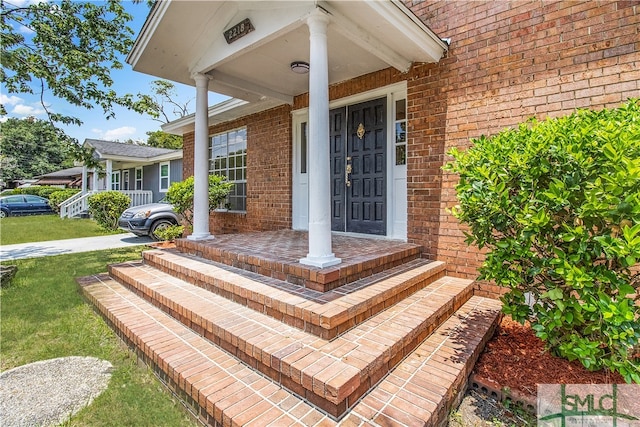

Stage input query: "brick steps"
[
  {"left": 107, "top": 260, "right": 473, "bottom": 417},
  {"left": 141, "top": 249, "right": 446, "bottom": 339},
  {"left": 79, "top": 273, "right": 501, "bottom": 426},
  {"left": 176, "top": 232, "right": 423, "bottom": 292}
]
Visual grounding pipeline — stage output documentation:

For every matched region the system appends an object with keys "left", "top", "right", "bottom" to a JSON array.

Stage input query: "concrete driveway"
[{"left": 0, "top": 233, "right": 154, "bottom": 261}]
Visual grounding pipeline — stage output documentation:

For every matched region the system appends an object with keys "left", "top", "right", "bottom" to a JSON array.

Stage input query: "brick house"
[
  {"left": 128, "top": 0, "right": 639, "bottom": 281},
  {"left": 79, "top": 2, "right": 640, "bottom": 424}
]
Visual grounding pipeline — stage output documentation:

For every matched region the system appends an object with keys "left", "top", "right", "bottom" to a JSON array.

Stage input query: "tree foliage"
[
  {"left": 138, "top": 80, "right": 192, "bottom": 124},
  {"left": 1, "top": 0, "right": 147, "bottom": 125},
  {"left": 165, "top": 175, "right": 233, "bottom": 227},
  {"left": 146, "top": 130, "right": 183, "bottom": 149},
  {"left": 0, "top": 117, "right": 75, "bottom": 181},
  {"left": 445, "top": 99, "right": 640, "bottom": 383}
]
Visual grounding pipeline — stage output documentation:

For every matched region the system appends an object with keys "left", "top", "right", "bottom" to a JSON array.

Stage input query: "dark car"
[
  {"left": 0, "top": 195, "right": 54, "bottom": 218},
  {"left": 118, "top": 202, "right": 180, "bottom": 240}
]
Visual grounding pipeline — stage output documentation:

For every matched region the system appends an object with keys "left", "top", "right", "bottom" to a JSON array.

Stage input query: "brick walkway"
[{"left": 79, "top": 231, "right": 502, "bottom": 426}]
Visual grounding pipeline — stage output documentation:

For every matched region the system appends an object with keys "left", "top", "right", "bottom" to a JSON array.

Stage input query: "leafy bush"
[
  {"left": 88, "top": 191, "right": 131, "bottom": 230},
  {"left": 48, "top": 189, "right": 80, "bottom": 213},
  {"left": 444, "top": 99, "right": 640, "bottom": 383},
  {"left": 153, "top": 224, "right": 184, "bottom": 242},
  {"left": 165, "top": 175, "right": 233, "bottom": 227},
  {"left": 14, "top": 186, "right": 65, "bottom": 199}
]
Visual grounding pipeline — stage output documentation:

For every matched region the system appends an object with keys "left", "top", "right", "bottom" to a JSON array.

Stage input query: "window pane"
[
  {"left": 208, "top": 127, "right": 247, "bottom": 212},
  {"left": 395, "top": 99, "right": 406, "bottom": 121},
  {"left": 395, "top": 122, "right": 406, "bottom": 144},
  {"left": 395, "top": 145, "right": 407, "bottom": 166}
]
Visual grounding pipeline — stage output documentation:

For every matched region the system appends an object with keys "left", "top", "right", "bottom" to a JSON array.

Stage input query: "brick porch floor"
[{"left": 177, "top": 230, "right": 423, "bottom": 292}]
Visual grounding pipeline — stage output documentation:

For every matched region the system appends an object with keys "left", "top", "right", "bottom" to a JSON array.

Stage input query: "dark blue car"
[{"left": 0, "top": 195, "right": 54, "bottom": 218}]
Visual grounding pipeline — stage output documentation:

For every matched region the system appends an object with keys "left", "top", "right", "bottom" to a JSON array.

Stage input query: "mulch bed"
[{"left": 473, "top": 316, "right": 626, "bottom": 401}]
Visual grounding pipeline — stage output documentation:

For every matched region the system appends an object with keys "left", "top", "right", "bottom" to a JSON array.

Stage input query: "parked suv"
[{"left": 118, "top": 201, "right": 180, "bottom": 240}]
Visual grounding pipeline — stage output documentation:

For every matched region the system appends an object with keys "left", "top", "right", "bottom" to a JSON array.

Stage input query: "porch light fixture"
[{"left": 290, "top": 61, "right": 310, "bottom": 74}]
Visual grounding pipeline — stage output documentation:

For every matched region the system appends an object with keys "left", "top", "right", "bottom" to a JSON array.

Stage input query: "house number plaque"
[
  {"left": 224, "top": 18, "right": 254, "bottom": 44},
  {"left": 224, "top": 18, "right": 255, "bottom": 44}
]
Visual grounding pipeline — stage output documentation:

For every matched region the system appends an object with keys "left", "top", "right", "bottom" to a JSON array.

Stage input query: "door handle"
[{"left": 345, "top": 163, "right": 352, "bottom": 187}]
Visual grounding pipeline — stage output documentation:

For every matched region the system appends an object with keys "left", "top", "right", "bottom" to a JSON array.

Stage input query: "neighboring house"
[
  {"left": 33, "top": 166, "right": 86, "bottom": 188},
  {"left": 58, "top": 140, "right": 183, "bottom": 218},
  {"left": 83, "top": 139, "right": 183, "bottom": 202},
  {"left": 127, "top": 0, "right": 638, "bottom": 280}
]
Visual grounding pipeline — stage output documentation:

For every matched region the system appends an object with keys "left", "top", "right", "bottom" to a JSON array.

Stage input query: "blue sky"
[{"left": 0, "top": 1, "right": 228, "bottom": 143}]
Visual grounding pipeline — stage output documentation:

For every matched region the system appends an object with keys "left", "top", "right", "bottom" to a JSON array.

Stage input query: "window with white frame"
[
  {"left": 135, "top": 167, "right": 143, "bottom": 190},
  {"left": 209, "top": 127, "right": 247, "bottom": 211},
  {"left": 159, "top": 162, "right": 170, "bottom": 192},
  {"left": 395, "top": 99, "right": 407, "bottom": 166},
  {"left": 111, "top": 171, "right": 120, "bottom": 190},
  {"left": 122, "top": 170, "right": 130, "bottom": 190}
]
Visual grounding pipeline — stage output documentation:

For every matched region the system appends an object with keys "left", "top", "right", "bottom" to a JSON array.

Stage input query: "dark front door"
[{"left": 330, "top": 97, "right": 387, "bottom": 235}]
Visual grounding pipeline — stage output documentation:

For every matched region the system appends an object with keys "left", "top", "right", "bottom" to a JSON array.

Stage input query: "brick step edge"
[
  {"left": 142, "top": 249, "right": 446, "bottom": 339},
  {"left": 469, "top": 374, "right": 537, "bottom": 414}
]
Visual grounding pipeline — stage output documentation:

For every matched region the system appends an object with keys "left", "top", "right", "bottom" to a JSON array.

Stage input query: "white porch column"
[
  {"left": 81, "top": 165, "right": 88, "bottom": 193},
  {"left": 106, "top": 160, "right": 113, "bottom": 190},
  {"left": 188, "top": 72, "right": 212, "bottom": 240},
  {"left": 300, "top": 9, "right": 341, "bottom": 268},
  {"left": 92, "top": 167, "right": 99, "bottom": 191}
]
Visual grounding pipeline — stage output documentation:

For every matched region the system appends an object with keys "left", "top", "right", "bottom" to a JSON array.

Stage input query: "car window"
[
  {"left": 25, "top": 195, "right": 45, "bottom": 203},
  {"left": 2, "top": 196, "right": 25, "bottom": 204}
]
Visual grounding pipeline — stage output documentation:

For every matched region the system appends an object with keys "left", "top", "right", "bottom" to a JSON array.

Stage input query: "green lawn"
[
  {"left": 0, "top": 247, "right": 196, "bottom": 427},
  {"left": 0, "top": 215, "right": 120, "bottom": 245}
]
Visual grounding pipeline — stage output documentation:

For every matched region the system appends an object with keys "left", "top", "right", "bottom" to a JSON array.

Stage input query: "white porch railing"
[{"left": 60, "top": 190, "right": 154, "bottom": 218}]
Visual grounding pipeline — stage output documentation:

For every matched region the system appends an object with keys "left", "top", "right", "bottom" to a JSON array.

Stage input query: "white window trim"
[
  {"left": 111, "top": 170, "right": 120, "bottom": 191},
  {"left": 135, "top": 167, "right": 143, "bottom": 190},
  {"left": 159, "top": 162, "right": 170, "bottom": 192},
  {"left": 122, "top": 170, "right": 130, "bottom": 190},
  {"left": 209, "top": 126, "right": 247, "bottom": 212}
]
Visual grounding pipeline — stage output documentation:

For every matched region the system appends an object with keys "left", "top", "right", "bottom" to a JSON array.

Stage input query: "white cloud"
[
  {"left": 1, "top": 94, "right": 23, "bottom": 106},
  {"left": 102, "top": 126, "right": 137, "bottom": 141},
  {"left": 0, "top": 117, "right": 8, "bottom": 123},
  {"left": 19, "top": 25, "right": 35, "bottom": 34},
  {"left": 11, "top": 104, "right": 45, "bottom": 116},
  {"left": 9, "top": 0, "right": 47, "bottom": 6}
]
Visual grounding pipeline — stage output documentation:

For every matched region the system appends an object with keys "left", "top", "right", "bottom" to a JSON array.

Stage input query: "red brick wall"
[
  {"left": 404, "top": 0, "right": 640, "bottom": 280},
  {"left": 182, "top": 105, "right": 293, "bottom": 234}
]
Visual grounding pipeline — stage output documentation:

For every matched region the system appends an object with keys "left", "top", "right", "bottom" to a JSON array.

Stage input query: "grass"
[
  {"left": 0, "top": 247, "right": 196, "bottom": 426},
  {"left": 0, "top": 215, "right": 120, "bottom": 245}
]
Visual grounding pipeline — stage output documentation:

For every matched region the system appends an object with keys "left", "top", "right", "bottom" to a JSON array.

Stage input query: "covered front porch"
[{"left": 127, "top": 0, "right": 447, "bottom": 269}]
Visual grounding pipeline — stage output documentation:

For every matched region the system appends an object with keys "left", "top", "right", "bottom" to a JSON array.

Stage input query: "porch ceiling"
[{"left": 127, "top": 0, "right": 447, "bottom": 104}]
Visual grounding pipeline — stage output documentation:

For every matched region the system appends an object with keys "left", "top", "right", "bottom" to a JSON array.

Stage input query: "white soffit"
[{"left": 128, "top": 0, "right": 447, "bottom": 104}]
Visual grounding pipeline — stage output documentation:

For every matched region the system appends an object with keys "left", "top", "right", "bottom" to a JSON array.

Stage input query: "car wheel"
[
  {"left": 0, "top": 209, "right": 8, "bottom": 218},
  {"left": 150, "top": 219, "right": 176, "bottom": 241}
]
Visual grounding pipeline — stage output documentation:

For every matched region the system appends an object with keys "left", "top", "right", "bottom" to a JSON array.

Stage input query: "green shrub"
[
  {"left": 153, "top": 224, "right": 184, "bottom": 242},
  {"left": 444, "top": 99, "right": 640, "bottom": 383},
  {"left": 15, "top": 186, "right": 65, "bottom": 199},
  {"left": 88, "top": 191, "right": 131, "bottom": 230},
  {"left": 165, "top": 175, "right": 233, "bottom": 227},
  {"left": 48, "top": 189, "right": 80, "bottom": 213}
]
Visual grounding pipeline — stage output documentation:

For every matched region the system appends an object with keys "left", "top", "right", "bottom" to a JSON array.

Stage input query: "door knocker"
[{"left": 357, "top": 123, "right": 365, "bottom": 139}]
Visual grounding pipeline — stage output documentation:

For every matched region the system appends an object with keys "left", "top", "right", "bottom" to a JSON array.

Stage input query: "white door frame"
[{"left": 292, "top": 81, "right": 408, "bottom": 240}]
